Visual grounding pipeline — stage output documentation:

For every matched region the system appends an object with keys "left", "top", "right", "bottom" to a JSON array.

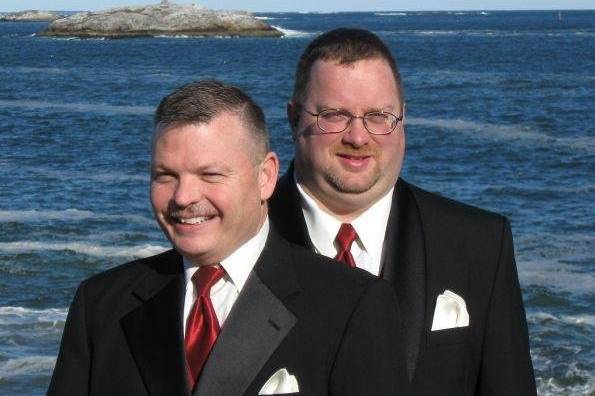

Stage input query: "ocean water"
[{"left": 0, "top": 10, "right": 593, "bottom": 395}]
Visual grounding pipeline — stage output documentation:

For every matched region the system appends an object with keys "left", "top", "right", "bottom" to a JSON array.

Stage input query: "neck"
[{"left": 297, "top": 182, "right": 373, "bottom": 223}]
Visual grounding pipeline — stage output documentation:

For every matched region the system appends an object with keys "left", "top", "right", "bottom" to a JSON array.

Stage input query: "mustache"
[
  {"left": 168, "top": 201, "right": 218, "bottom": 219},
  {"left": 332, "top": 144, "right": 378, "bottom": 157}
]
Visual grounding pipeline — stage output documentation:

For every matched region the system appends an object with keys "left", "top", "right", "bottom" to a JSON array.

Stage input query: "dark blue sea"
[{"left": 0, "top": 10, "right": 593, "bottom": 395}]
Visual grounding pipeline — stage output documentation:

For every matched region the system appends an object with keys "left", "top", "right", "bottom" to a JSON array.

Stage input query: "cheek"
[
  {"left": 300, "top": 136, "right": 335, "bottom": 163},
  {"left": 377, "top": 136, "right": 403, "bottom": 161},
  {"left": 150, "top": 184, "right": 172, "bottom": 210}
]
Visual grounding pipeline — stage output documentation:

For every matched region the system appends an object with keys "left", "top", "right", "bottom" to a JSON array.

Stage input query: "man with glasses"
[{"left": 270, "top": 28, "right": 536, "bottom": 395}]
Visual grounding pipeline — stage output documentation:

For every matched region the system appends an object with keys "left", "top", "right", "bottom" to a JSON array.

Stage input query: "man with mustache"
[
  {"left": 48, "top": 80, "right": 410, "bottom": 396},
  {"left": 270, "top": 28, "right": 537, "bottom": 395}
]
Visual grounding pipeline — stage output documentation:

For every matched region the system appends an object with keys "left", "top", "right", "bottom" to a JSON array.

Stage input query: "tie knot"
[
  {"left": 336, "top": 223, "right": 357, "bottom": 252},
  {"left": 192, "top": 266, "right": 225, "bottom": 297}
]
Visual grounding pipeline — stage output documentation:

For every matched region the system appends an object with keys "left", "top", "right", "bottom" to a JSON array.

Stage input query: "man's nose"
[
  {"left": 173, "top": 177, "right": 202, "bottom": 208},
  {"left": 341, "top": 117, "right": 370, "bottom": 147}
]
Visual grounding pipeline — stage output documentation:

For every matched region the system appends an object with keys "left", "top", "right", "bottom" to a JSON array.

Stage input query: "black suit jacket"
[
  {"left": 269, "top": 167, "right": 537, "bottom": 396},
  {"left": 48, "top": 229, "right": 410, "bottom": 396}
]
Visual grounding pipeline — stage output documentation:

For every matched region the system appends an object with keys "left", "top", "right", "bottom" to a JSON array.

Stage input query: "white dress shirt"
[
  {"left": 295, "top": 181, "right": 393, "bottom": 276},
  {"left": 182, "top": 218, "right": 269, "bottom": 336}
]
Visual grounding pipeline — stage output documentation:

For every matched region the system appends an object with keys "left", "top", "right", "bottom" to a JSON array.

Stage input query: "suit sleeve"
[
  {"left": 47, "top": 282, "right": 91, "bottom": 396},
  {"left": 330, "top": 278, "right": 411, "bottom": 396},
  {"left": 478, "top": 218, "right": 537, "bottom": 395}
]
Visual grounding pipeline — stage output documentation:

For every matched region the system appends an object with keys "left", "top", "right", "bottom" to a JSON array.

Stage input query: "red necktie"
[
  {"left": 185, "top": 266, "right": 225, "bottom": 391},
  {"left": 334, "top": 223, "right": 358, "bottom": 268}
]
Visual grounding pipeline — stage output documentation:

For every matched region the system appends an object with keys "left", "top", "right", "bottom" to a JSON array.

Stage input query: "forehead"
[
  {"left": 152, "top": 113, "right": 253, "bottom": 163},
  {"left": 305, "top": 58, "right": 400, "bottom": 109}
]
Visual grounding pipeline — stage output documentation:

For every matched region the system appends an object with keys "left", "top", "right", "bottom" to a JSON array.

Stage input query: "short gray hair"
[{"left": 154, "top": 80, "right": 269, "bottom": 158}]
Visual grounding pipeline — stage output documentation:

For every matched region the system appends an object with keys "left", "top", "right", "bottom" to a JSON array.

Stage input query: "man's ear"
[
  {"left": 287, "top": 101, "right": 299, "bottom": 141},
  {"left": 258, "top": 152, "right": 280, "bottom": 202}
]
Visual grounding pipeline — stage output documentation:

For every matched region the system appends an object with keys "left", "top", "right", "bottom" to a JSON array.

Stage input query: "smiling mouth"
[
  {"left": 175, "top": 216, "right": 215, "bottom": 225},
  {"left": 338, "top": 154, "right": 370, "bottom": 160}
]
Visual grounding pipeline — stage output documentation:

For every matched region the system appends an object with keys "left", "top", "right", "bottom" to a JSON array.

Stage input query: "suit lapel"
[
  {"left": 193, "top": 231, "right": 300, "bottom": 396},
  {"left": 382, "top": 179, "right": 426, "bottom": 381},
  {"left": 120, "top": 250, "right": 189, "bottom": 396},
  {"left": 269, "top": 162, "right": 313, "bottom": 249}
]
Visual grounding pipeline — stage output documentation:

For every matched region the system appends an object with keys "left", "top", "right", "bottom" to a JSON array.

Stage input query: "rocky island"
[
  {"left": 38, "top": 1, "right": 282, "bottom": 38},
  {"left": 0, "top": 10, "right": 62, "bottom": 22}
]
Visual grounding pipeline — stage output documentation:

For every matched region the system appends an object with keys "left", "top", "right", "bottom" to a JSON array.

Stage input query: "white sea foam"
[
  {"left": 0, "top": 209, "right": 155, "bottom": 226},
  {"left": 518, "top": 259, "right": 595, "bottom": 295},
  {"left": 413, "top": 30, "right": 460, "bottom": 36},
  {"left": 0, "top": 306, "right": 67, "bottom": 326},
  {"left": 155, "top": 34, "right": 190, "bottom": 38},
  {"left": 0, "top": 356, "right": 56, "bottom": 380},
  {"left": 535, "top": 363, "right": 595, "bottom": 395},
  {"left": 273, "top": 26, "right": 315, "bottom": 38},
  {"left": 0, "top": 209, "right": 95, "bottom": 222},
  {"left": 375, "top": 12, "right": 407, "bottom": 16},
  {"left": 527, "top": 312, "right": 595, "bottom": 327},
  {"left": 0, "top": 241, "right": 168, "bottom": 258},
  {"left": 37, "top": 168, "right": 148, "bottom": 183},
  {"left": 408, "top": 117, "right": 595, "bottom": 153},
  {"left": 10, "top": 66, "right": 68, "bottom": 75},
  {"left": 0, "top": 99, "right": 153, "bottom": 115}
]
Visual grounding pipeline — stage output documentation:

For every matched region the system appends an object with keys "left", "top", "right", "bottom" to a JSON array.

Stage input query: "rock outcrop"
[
  {"left": 38, "top": 2, "right": 282, "bottom": 38},
  {"left": 1, "top": 10, "right": 62, "bottom": 22}
]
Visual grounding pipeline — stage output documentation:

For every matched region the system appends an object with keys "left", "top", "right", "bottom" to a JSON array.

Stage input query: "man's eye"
[
  {"left": 203, "top": 173, "right": 224, "bottom": 182},
  {"left": 152, "top": 172, "right": 175, "bottom": 182},
  {"left": 365, "top": 112, "right": 389, "bottom": 125},
  {"left": 320, "top": 111, "right": 349, "bottom": 123}
]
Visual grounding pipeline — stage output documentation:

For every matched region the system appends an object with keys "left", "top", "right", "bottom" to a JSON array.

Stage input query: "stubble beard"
[{"left": 323, "top": 164, "right": 381, "bottom": 194}]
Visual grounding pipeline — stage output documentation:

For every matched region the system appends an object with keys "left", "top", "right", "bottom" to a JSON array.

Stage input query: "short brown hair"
[
  {"left": 292, "top": 28, "right": 404, "bottom": 107},
  {"left": 154, "top": 80, "right": 269, "bottom": 158}
]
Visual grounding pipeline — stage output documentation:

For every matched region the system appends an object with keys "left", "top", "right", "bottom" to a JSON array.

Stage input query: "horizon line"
[{"left": 1, "top": 7, "right": 595, "bottom": 13}]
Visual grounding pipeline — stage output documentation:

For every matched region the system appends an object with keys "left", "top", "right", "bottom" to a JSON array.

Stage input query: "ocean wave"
[
  {"left": 40, "top": 35, "right": 106, "bottom": 41},
  {"left": 527, "top": 312, "right": 595, "bottom": 327},
  {"left": 408, "top": 117, "right": 595, "bottom": 153},
  {"left": 1, "top": 66, "right": 68, "bottom": 75},
  {"left": 518, "top": 259, "right": 595, "bottom": 295},
  {"left": 0, "top": 241, "right": 168, "bottom": 258},
  {"left": 21, "top": 167, "right": 149, "bottom": 183},
  {"left": 535, "top": 362, "right": 595, "bottom": 395},
  {"left": 272, "top": 26, "right": 315, "bottom": 38},
  {"left": 480, "top": 182, "right": 595, "bottom": 196},
  {"left": 0, "top": 209, "right": 155, "bottom": 226},
  {"left": 0, "top": 99, "right": 153, "bottom": 115},
  {"left": 399, "top": 30, "right": 590, "bottom": 38},
  {"left": 375, "top": 12, "right": 407, "bottom": 16},
  {"left": 0, "top": 356, "right": 56, "bottom": 380},
  {"left": 155, "top": 34, "right": 190, "bottom": 38},
  {"left": 0, "top": 306, "right": 67, "bottom": 326}
]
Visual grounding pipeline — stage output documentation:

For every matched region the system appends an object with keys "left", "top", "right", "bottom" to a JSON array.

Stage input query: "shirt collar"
[
  {"left": 296, "top": 181, "right": 341, "bottom": 257},
  {"left": 350, "top": 187, "right": 393, "bottom": 263},
  {"left": 183, "top": 218, "right": 270, "bottom": 293},
  {"left": 294, "top": 172, "right": 393, "bottom": 262}
]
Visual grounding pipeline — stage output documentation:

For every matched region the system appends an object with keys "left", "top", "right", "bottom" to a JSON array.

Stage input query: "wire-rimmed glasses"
[{"left": 304, "top": 108, "right": 403, "bottom": 135}]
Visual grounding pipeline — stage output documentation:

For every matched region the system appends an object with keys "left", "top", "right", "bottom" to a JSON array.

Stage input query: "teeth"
[{"left": 178, "top": 216, "right": 211, "bottom": 225}]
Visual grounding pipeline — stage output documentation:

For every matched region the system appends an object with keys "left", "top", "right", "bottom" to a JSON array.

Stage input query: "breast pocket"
[
  {"left": 428, "top": 326, "right": 469, "bottom": 347},
  {"left": 417, "top": 327, "right": 472, "bottom": 395}
]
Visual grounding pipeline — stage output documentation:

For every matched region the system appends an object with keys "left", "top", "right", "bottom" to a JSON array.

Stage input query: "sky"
[{"left": 1, "top": 0, "right": 594, "bottom": 13}]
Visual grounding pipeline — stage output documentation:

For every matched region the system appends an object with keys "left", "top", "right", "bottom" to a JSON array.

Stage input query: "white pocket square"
[
  {"left": 258, "top": 368, "right": 299, "bottom": 395},
  {"left": 431, "top": 289, "right": 469, "bottom": 331}
]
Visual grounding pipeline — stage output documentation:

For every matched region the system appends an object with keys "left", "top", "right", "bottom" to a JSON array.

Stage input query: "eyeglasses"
[{"left": 304, "top": 108, "right": 403, "bottom": 135}]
